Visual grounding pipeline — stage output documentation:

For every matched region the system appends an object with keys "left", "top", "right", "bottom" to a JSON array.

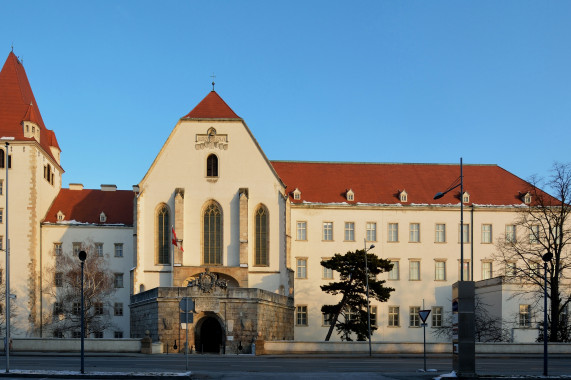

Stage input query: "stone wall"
[{"left": 130, "top": 286, "right": 293, "bottom": 354}]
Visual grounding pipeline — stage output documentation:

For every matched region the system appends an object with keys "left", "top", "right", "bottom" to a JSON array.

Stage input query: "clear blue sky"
[{"left": 1, "top": 1, "right": 569, "bottom": 190}]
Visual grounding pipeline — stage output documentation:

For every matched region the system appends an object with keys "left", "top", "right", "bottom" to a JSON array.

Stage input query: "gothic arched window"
[
  {"left": 156, "top": 204, "right": 170, "bottom": 264},
  {"left": 255, "top": 205, "right": 269, "bottom": 266},
  {"left": 206, "top": 154, "right": 218, "bottom": 177},
  {"left": 203, "top": 202, "right": 222, "bottom": 265}
]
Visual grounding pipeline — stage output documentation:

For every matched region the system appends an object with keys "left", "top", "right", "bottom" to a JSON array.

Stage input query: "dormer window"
[
  {"left": 100, "top": 212, "right": 107, "bottom": 223},
  {"left": 523, "top": 192, "right": 532, "bottom": 205},
  {"left": 293, "top": 188, "right": 301, "bottom": 200},
  {"left": 57, "top": 211, "right": 65, "bottom": 221},
  {"left": 462, "top": 192, "right": 470, "bottom": 204},
  {"left": 346, "top": 189, "right": 355, "bottom": 202},
  {"left": 399, "top": 190, "right": 408, "bottom": 203}
]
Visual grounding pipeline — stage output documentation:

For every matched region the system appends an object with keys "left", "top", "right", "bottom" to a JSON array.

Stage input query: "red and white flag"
[{"left": 172, "top": 226, "right": 184, "bottom": 252}]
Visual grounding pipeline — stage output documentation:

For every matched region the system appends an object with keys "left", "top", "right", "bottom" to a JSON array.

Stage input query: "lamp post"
[
  {"left": 363, "top": 239, "right": 375, "bottom": 357},
  {"left": 434, "top": 158, "right": 475, "bottom": 377},
  {"left": 78, "top": 250, "right": 87, "bottom": 374},
  {"left": 542, "top": 251, "right": 553, "bottom": 376},
  {"left": 1, "top": 137, "right": 14, "bottom": 374}
]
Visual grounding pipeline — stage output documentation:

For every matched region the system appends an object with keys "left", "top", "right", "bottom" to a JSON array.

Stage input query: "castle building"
[{"left": 0, "top": 51, "right": 548, "bottom": 349}]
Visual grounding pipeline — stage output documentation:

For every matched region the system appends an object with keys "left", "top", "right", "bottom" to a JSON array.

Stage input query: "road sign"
[
  {"left": 179, "top": 297, "right": 195, "bottom": 312},
  {"left": 418, "top": 309, "right": 431, "bottom": 323}
]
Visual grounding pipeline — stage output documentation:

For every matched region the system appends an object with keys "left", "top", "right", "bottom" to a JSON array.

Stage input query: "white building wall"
[
  {"left": 291, "top": 203, "right": 530, "bottom": 342},
  {"left": 135, "top": 119, "right": 287, "bottom": 294},
  {"left": 40, "top": 224, "right": 133, "bottom": 338}
]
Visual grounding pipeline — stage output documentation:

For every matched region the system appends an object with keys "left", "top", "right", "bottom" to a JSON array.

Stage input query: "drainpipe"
[{"left": 471, "top": 205, "right": 474, "bottom": 281}]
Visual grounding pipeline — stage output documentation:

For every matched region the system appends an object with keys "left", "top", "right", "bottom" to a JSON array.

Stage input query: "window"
[
  {"left": 203, "top": 202, "right": 222, "bottom": 265},
  {"left": 530, "top": 225, "right": 540, "bottom": 244},
  {"left": 0, "top": 209, "right": 3, "bottom": 223},
  {"left": 388, "top": 260, "right": 399, "bottom": 280},
  {"left": 459, "top": 224, "right": 470, "bottom": 243},
  {"left": 55, "top": 272, "right": 63, "bottom": 287},
  {"left": 206, "top": 154, "right": 218, "bottom": 177},
  {"left": 93, "top": 331, "right": 104, "bottom": 339},
  {"left": 254, "top": 205, "right": 269, "bottom": 266},
  {"left": 506, "top": 225, "right": 516, "bottom": 243},
  {"left": 519, "top": 305, "right": 531, "bottom": 327},
  {"left": 370, "top": 306, "right": 378, "bottom": 328},
  {"left": 322, "top": 312, "right": 332, "bottom": 326},
  {"left": 346, "top": 189, "right": 354, "bottom": 201},
  {"left": 94, "top": 302, "right": 104, "bottom": 315},
  {"left": 506, "top": 262, "right": 517, "bottom": 277},
  {"left": 0, "top": 149, "right": 10, "bottom": 169},
  {"left": 293, "top": 188, "right": 301, "bottom": 200},
  {"left": 296, "top": 306, "right": 308, "bottom": 326},
  {"left": 99, "top": 212, "right": 107, "bottom": 223},
  {"left": 529, "top": 261, "right": 541, "bottom": 277},
  {"left": 345, "top": 307, "right": 358, "bottom": 323},
  {"left": 296, "top": 258, "right": 307, "bottom": 279},
  {"left": 72, "top": 331, "right": 82, "bottom": 339},
  {"left": 432, "top": 307, "right": 443, "bottom": 327},
  {"left": 409, "top": 223, "right": 420, "bottom": 242},
  {"left": 114, "top": 243, "right": 123, "bottom": 257},
  {"left": 435, "top": 261, "right": 446, "bottom": 281},
  {"left": 344, "top": 222, "right": 355, "bottom": 241},
  {"left": 388, "top": 223, "right": 399, "bottom": 242},
  {"left": 400, "top": 190, "right": 408, "bottom": 203},
  {"left": 482, "top": 224, "right": 492, "bottom": 244},
  {"left": 323, "top": 222, "right": 333, "bottom": 241},
  {"left": 96, "top": 243, "right": 103, "bottom": 257},
  {"left": 388, "top": 306, "right": 399, "bottom": 327},
  {"left": 366, "top": 222, "right": 377, "bottom": 242},
  {"left": 72, "top": 302, "right": 81, "bottom": 315},
  {"left": 0, "top": 236, "right": 2, "bottom": 251},
  {"left": 482, "top": 261, "right": 493, "bottom": 280},
  {"left": 435, "top": 224, "right": 446, "bottom": 243},
  {"left": 460, "top": 261, "right": 471, "bottom": 281},
  {"left": 73, "top": 242, "right": 81, "bottom": 255},
  {"left": 114, "top": 273, "right": 124, "bottom": 288},
  {"left": 409, "top": 306, "right": 421, "bottom": 327},
  {"left": 322, "top": 260, "right": 333, "bottom": 280},
  {"left": 114, "top": 331, "right": 124, "bottom": 339},
  {"left": 157, "top": 204, "right": 170, "bottom": 264},
  {"left": 0, "top": 180, "right": 3, "bottom": 195},
  {"left": 296, "top": 221, "right": 307, "bottom": 241},
  {"left": 409, "top": 260, "right": 420, "bottom": 281},
  {"left": 53, "top": 302, "right": 63, "bottom": 314},
  {"left": 53, "top": 331, "right": 64, "bottom": 339},
  {"left": 114, "top": 302, "right": 124, "bottom": 316},
  {"left": 462, "top": 192, "right": 470, "bottom": 203},
  {"left": 54, "top": 243, "right": 62, "bottom": 256}
]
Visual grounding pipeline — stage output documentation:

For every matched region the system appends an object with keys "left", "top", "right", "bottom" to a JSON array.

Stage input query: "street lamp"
[
  {"left": 363, "top": 239, "right": 375, "bottom": 357},
  {"left": 434, "top": 157, "right": 475, "bottom": 377},
  {"left": 78, "top": 250, "right": 87, "bottom": 374},
  {"left": 542, "top": 251, "right": 553, "bottom": 376},
  {"left": 1, "top": 137, "right": 14, "bottom": 374}
]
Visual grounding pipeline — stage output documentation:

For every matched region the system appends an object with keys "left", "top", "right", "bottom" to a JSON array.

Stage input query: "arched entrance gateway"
[{"left": 195, "top": 314, "right": 224, "bottom": 353}]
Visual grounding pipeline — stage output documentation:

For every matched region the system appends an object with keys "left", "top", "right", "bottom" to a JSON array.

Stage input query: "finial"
[
  {"left": 210, "top": 73, "right": 216, "bottom": 91},
  {"left": 11, "top": 43, "right": 13, "bottom": 52}
]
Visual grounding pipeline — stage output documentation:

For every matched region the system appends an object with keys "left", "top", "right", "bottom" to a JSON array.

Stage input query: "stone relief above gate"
[{"left": 186, "top": 268, "right": 228, "bottom": 293}]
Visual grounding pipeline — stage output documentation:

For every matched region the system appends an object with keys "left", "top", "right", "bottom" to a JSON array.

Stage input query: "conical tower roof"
[{"left": 0, "top": 52, "right": 61, "bottom": 156}]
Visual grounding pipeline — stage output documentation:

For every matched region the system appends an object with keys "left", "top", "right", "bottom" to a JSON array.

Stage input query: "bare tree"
[
  {"left": 494, "top": 162, "right": 571, "bottom": 342},
  {"left": 432, "top": 296, "right": 510, "bottom": 342},
  {"left": 42, "top": 240, "right": 116, "bottom": 338}
]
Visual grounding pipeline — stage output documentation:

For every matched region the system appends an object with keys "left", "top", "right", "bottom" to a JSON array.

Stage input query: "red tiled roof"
[
  {"left": 270, "top": 161, "right": 543, "bottom": 206},
  {"left": 43, "top": 188, "right": 134, "bottom": 225},
  {"left": 0, "top": 52, "right": 61, "bottom": 161},
  {"left": 183, "top": 91, "right": 241, "bottom": 119}
]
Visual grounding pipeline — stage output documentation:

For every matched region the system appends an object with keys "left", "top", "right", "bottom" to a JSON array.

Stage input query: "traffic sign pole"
[{"left": 418, "top": 308, "right": 431, "bottom": 372}]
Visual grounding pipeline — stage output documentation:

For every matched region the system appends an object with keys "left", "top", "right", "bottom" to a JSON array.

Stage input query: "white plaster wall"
[
  {"left": 135, "top": 119, "right": 287, "bottom": 293},
  {"left": 40, "top": 224, "right": 133, "bottom": 338},
  {"left": 291, "top": 204, "right": 528, "bottom": 342}
]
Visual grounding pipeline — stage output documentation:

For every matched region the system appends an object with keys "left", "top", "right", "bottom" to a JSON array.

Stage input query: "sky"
[{"left": 1, "top": 1, "right": 570, "bottom": 190}]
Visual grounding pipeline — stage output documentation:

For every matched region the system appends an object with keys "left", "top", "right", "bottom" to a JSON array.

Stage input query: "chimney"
[
  {"left": 69, "top": 183, "right": 84, "bottom": 191},
  {"left": 101, "top": 184, "right": 117, "bottom": 192}
]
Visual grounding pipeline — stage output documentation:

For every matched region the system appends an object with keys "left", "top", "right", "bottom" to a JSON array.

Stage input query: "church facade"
[{"left": 0, "top": 51, "right": 550, "bottom": 350}]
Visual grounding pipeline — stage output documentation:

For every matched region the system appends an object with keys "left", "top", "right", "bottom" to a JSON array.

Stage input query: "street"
[{"left": 0, "top": 353, "right": 568, "bottom": 379}]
